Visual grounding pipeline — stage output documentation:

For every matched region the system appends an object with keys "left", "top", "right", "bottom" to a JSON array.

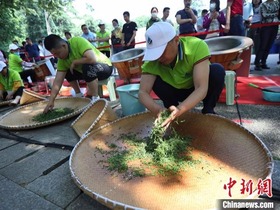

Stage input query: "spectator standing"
[
  {"left": 161, "top": 7, "right": 174, "bottom": 26},
  {"left": 176, "top": 0, "right": 198, "bottom": 35},
  {"left": 25, "top": 37, "right": 41, "bottom": 62},
  {"left": 19, "top": 41, "right": 28, "bottom": 61},
  {"left": 111, "top": 19, "right": 123, "bottom": 54},
  {"left": 196, "top": 9, "right": 208, "bottom": 39},
  {"left": 81, "top": 24, "right": 97, "bottom": 47},
  {"left": 224, "top": 0, "right": 245, "bottom": 36},
  {"left": 121, "top": 11, "right": 138, "bottom": 50},
  {"left": 254, "top": 0, "right": 279, "bottom": 70},
  {"left": 96, "top": 22, "right": 111, "bottom": 58},
  {"left": 0, "top": 61, "right": 24, "bottom": 105},
  {"left": 64, "top": 31, "right": 72, "bottom": 40},
  {"left": 8, "top": 43, "right": 37, "bottom": 85},
  {"left": 203, "top": 0, "right": 226, "bottom": 38},
  {"left": 146, "top": 7, "right": 161, "bottom": 30},
  {"left": 38, "top": 40, "right": 45, "bottom": 58},
  {"left": 243, "top": 0, "right": 254, "bottom": 36},
  {"left": 247, "top": 0, "right": 262, "bottom": 55}
]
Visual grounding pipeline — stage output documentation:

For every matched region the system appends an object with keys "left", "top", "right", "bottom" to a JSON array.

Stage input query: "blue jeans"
[
  {"left": 152, "top": 63, "right": 225, "bottom": 114},
  {"left": 228, "top": 15, "right": 245, "bottom": 36}
]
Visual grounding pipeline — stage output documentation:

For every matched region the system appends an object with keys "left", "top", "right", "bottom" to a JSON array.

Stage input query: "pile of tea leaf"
[
  {"left": 32, "top": 108, "right": 74, "bottom": 122},
  {"left": 97, "top": 110, "right": 197, "bottom": 178}
]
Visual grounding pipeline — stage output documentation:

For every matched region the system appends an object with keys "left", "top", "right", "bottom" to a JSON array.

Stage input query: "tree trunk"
[{"left": 44, "top": 10, "right": 52, "bottom": 35}]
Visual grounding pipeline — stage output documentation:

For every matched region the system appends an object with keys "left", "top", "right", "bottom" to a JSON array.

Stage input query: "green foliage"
[
  {"left": 0, "top": 8, "right": 27, "bottom": 50},
  {"left": 0, "top": 0, "right": 74, "bottom": 47},
  {"left": 32, "top": 107, "right": 74, "bottom": 122},
  {"left": 134, "top": 15, "right": 150, "bottom": 28},
  {"left": 98, "top": 125, "right": 194, "bottom": 178}
]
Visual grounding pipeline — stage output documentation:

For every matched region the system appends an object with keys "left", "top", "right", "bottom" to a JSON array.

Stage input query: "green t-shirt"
[
  {"left": 142, "top": 36, "right": 210, "bottom": 89},
  {"left": 96, "top": 31, "right": 110, "bottom": 51},
  {"left": 8, "top": 53, "right": 23, "bottom": 73},
  {"left": 57, "top": 37, "right": 112, "bottom": 73},
  {"left": 0, "top": 69, "right": 23, "bottom": 91}
]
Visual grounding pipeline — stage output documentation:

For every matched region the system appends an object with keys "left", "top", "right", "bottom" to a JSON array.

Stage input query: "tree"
[
  {"left": 135, "top": 16, "right": 150, "bottom": 29},
  {"left": 0, "top": 0, "right": 74, "bottom": 48}
]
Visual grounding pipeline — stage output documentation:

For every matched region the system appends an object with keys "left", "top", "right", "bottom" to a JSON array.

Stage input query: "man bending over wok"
[
  {"left": 139, "top": 22, "right": 225, "bottom": 128},
  {"left": 43, "top": 34, "right": 113, "bottom": 113}
]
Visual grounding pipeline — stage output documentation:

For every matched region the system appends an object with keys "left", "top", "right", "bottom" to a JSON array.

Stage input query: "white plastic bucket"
[{"left": 116, "top": 84, "right": 146, "bottom": 116}]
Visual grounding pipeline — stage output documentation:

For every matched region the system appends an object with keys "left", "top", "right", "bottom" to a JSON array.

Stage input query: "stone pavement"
[{"left": 0, "top": 54, "right": 279, "bottom": 210}]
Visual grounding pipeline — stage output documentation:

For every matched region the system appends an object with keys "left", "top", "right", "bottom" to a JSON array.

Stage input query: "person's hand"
[
  {"left": 158, "top": 106, "right": 181, "bottom": 129},
  {"left": 121, "top": 41, "right": 125, "bottom": 46},
  {"left": 224, "top": 24, "right": 230, "bottom": 33},
  {"left": 70, "top": 62, "right": 76, "bottom": 74},
  {"left": 5, "top": 94, "right": 13, "bottom": 100},
  {"left": 43, "top": 100, "right": 54, "bottom": 114},
  {"left": 211, "top": 11, "right": 218, "bottom": 19}
]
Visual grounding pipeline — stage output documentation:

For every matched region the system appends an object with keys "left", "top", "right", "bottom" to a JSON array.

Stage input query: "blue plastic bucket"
[{"left": 116, "top": 84, "right": 146, "bottom": 116}]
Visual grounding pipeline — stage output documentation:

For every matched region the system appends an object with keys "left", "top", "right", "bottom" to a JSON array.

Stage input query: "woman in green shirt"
[
  {"left": 8, "top": 43, "right": 37, "bottom": 85},
  {"left": 0, "top": 61, "right": 24, "bottom": 105}
]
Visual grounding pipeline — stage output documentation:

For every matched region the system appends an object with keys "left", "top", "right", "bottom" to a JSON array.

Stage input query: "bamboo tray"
[
  {"left": 0, "top": 100, "right": 12, "bottom": 107},
  {"left": 19, "top": 89, "right": 47, "bottom": 105},
  {"left": 69, "top": 112, "right": 273, "bottom": 210},
  {"left": 0, "top": 97, "right": 91, "bottom": 130},
  {"left": 71, "top": 99, "right": 118, "bottom": 138}
]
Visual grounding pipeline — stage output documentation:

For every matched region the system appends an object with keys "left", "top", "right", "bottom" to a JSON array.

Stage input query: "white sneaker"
[
  {"left": 75, "top": 92, "right": 84, "bottom": 98},
  {"left": 11, "top": 96, "right": 20, "bottom": 105},
  {"left": 91, "top": 96, "right": 100, "bottom": 103}
]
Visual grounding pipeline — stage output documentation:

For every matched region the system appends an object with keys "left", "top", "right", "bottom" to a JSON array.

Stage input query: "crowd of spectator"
[{"left": 0, "top": 0, "right": 279, "bottom": 105}]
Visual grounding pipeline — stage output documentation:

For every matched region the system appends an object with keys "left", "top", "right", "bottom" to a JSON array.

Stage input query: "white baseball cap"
[
  {"left": 0, "top": 61, "right": 7, "bottom": 72},
  {"left": 143, "top": 22, "right": 176, "bottom": 61},
  {"left": 98, "top": 21, "right": 105, "bottom": 27},
  {"left": 9, "top": 43, "right": 19, "bottom": 51}
]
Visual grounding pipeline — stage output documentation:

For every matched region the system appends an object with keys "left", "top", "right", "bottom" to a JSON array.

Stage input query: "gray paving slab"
[
  {"left": 0, "top": 143, "right": 42, "bottom": 169},
  {"left": 0, "top": 178, "right": 62, "bottom": 210},
  {"left": 26, "top": 162, "right": 81, "bottom": 208},
  {"left": 66, "top": 193, "right": 109, "bottom": 210},
  {"left": 0, "top": 106, "right": 15, "bottom": 117},
  {"left": 9, "top": 119, "right": 79, "bottom": 147},
  {"left": 0, "top": 137, "right": 18, "bottom": 150},
  {"left": 0, "top": 147, "right": 70, "bottom": 186}
]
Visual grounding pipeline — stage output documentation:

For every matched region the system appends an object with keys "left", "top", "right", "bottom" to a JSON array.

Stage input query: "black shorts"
[{"left": 65, "top": 63, "right": 113, "bottom": 82}]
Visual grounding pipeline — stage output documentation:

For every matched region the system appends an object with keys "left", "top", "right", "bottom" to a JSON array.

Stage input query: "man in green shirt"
[
  {"left": 139, "top": 22, "right": 225, "bottom": 127},
  {"left": 96, "top": 22, "right": 111, "bottom": 58},
  {"left": 43, "top": 34, "right": 113, "bottom": 113},
  {"left": 0, "top": 61, "right": 24, "bottom": 105}
]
